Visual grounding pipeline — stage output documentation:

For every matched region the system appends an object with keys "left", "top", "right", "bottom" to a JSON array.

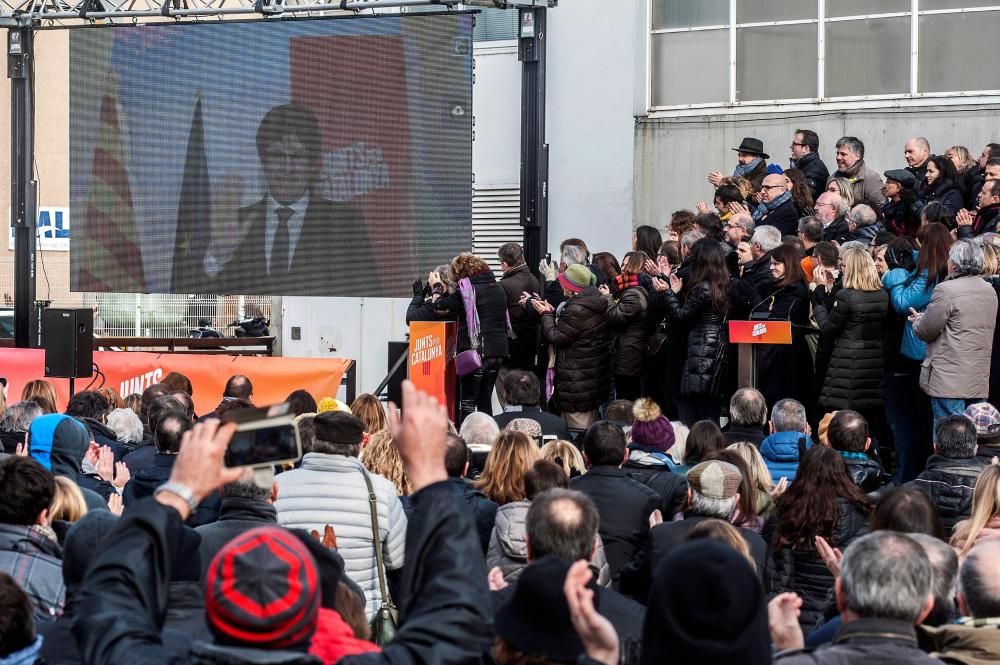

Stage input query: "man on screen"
[{"left": 209, "top": 103, "right": 372, "bottom": 295}]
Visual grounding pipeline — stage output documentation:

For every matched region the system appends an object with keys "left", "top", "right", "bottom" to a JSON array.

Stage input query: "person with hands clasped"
[
  {"left": 601, "top": 252, "right": 650, "bottom": 401},
  {"left": 532, "top": 264, "right": 611, "bottom": 431}
]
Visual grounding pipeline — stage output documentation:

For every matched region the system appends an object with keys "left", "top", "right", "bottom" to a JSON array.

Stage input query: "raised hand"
[
  {"left": 388, "top": 380, "right": 449, "bottom": 493},
  {"left": 112, "top": 461, "right": 131, "bottom": 490},
  {"left": 696, "top": 201, "right": 712, "bottom": 215},
  {"left": 956, "top": 208, "right": 974, "bottom": 227},
  {"left": 814, "top": 535, "right": 843, "bottom": 577},
  {"left": 488, "top": 566, "right": 509, "bottom": 591},
  {"left": 564, "top": 560, "right": 619, "bottom": 665},
  {"left": 768, "top": 593, "right": 805, "bottom": 651},
  {"left": 107, "top": 492, "right": 124, "bottom": 517},
  {"left": 156, "top": 419, "right": 244, "bottom": 520},
  {"left": 310, "top": 524, "right": 338, "bottom": 550},
  {"left": 96, "top": 446, "right": 115, "bottom": 483}
]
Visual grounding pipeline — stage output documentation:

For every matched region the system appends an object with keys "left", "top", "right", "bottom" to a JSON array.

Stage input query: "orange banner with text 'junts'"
[{"left": 0, "top": 348, "right": 350, "bottom": 415}]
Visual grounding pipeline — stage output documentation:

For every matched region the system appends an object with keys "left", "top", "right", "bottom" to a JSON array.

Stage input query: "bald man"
[
  {"left": 904, "top": 137, "right": 932, "bottom": 191},
  {"left": 923, "top": 541, "right": 1000, "bottom": 661},
  {"left": 753, "top": 173, "right": 800, "bottom": 236}
]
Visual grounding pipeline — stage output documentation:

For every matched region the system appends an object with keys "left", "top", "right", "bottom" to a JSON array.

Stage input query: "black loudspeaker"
[
  {"left": 386, "top": 341, "right": 409, "bottom": 406},
  {"left": 42, "top": 309, "right": 93, "bottom": 379}
]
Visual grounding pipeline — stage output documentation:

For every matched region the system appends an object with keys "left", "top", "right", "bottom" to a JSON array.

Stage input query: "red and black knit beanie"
[{"left": 205, "top": 526, "right": 321, "bottom": 650}]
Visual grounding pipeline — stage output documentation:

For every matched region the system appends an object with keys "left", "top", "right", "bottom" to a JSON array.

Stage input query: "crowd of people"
[{"left": 5, "top": 131, "right": 1000, "bottom": 664}]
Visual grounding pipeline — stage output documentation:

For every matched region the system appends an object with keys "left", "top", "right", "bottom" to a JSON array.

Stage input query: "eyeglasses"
[
  {"left": 790, "top": 142, "right": 806, "bottom": 148},
  {"left": 760, "top": 184, "right": 785, "bottom": 191}
]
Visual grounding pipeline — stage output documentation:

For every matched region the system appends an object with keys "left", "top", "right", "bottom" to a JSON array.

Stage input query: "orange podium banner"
[
  {"left": 408, "top": 321, "right": 457, "bottom": 420},
  {"left": 729, "top": 320, "right": 793, "bottom": 345},
  {"left": 0, "top": 348, "right": 350, "bottom": 415}
]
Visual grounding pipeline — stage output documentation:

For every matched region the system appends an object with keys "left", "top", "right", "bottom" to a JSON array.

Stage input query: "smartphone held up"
[{"left": 221, "top": 402, "right": 303, "bottom": 468}]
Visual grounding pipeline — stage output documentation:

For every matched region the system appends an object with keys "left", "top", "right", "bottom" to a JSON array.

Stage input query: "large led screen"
[{"left": 70, "top": 14, "right": 474, "bottom": 297}]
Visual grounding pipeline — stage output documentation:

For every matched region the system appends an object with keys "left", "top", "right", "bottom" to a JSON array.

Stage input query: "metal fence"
[{"left": 85, "top": 293, "right": 273, "bottom": 338}]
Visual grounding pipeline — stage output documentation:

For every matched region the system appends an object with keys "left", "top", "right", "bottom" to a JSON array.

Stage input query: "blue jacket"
[
  {"left": 759, "top": 431, "right": 814, "bottom": 485},
  {"left": 882, "top": 267, "right": 934, "bottom": 361}
]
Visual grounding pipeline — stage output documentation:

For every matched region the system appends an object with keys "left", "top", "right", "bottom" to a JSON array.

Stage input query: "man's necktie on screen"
[{"left": 272, "top": 206, "right": 294, "bottom": 277}]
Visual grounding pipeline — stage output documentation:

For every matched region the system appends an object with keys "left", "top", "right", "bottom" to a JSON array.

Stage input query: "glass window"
[
  {"left": 921, "top": 0, "right": 1000, "bottom": 8},
  {"left": 651, "top": 0, "right": 729, "bottom": 30},
  {"left": 826, "top": 0, "right": 910, "bottom": 17},
  {"left": 825, "top": 17, "right": 910, "bottom": 97},
  {"left": 919, "top": 12, "right": 999, "bottom": 92},
  {"left": 738, "top": 0, "right": 817, "bottom": 23},
  {"left": 737, "top": 24, "right": 818, "bottom": 100},
  {"left": 651, "top": 30, "right": 729, "bottom": 106},
  {"left": 472, "top": 8, "right": 518, "bottom": 41}
]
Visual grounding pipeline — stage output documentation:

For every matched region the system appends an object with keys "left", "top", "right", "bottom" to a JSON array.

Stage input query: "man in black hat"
[
  {"left": 709, "top": 137, "right": 770, "bottom": 192},
  {"left": 274, "top": 409, "right": 407, "bottom": 620}
]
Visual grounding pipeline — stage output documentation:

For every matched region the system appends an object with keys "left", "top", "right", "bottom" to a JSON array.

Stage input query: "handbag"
[
  {"left": 457, "top": 277, "right": 484, "bottom": 377},
  {"left": 362, "top": 468, "right": 399, "bottom": 645}
]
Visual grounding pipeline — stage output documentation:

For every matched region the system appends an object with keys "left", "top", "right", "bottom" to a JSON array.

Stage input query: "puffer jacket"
[
  {"left": 910, "top": 455, "right": 982, "bottom": 534},
  {"left": 485, "top": 500, "right": 612, "bottom": 587},
  {"left": 540, "top": 286, "right": 611, "bottom": 413},
  {"left": 623, "top": 447, "right": 688, "bottom": 520},
  {"left": 486, "top": 500, "right": 529, "bottom": 584},
  {"left": 274, "top": 453, "right": 407, "bottom": 618},
  {"left": 0, "top": 523, "right": 64, "bottom": 622},
  {"left": 760, "top": 431, "right": 814, "bottom": 485},
  {"left": 662, "top": 281, "right": 728, "bottom": 395},
  {"left": 914, "top": 275, "right": 999, "bottom": 399},
  {"left": 606, "top": 284, "right": 648, "bottom": 378},
  {"left": 811, "top": 287, "right": 887, "bottom": 410},
  {"left": 838, "top": 451, "right": 888, "bottom": 495},
  {"left": 850, "top": 222, "right": 884, "bottom": 245},
  {"left": 765, "top": 498, "right": 869, "bottom": 633},
  {"left": 882, "top": 266, "right": 934, "bottom": 361}
]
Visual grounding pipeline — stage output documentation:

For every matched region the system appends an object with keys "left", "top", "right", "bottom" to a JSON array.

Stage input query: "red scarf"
[{"left": 613, "top": 273, "right": 640, "bottom": 295}]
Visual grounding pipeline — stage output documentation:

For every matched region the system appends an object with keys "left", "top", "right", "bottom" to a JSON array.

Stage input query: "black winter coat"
[
  {"left": 822, "top": 216, "right": 851, "bottom": 244},
  {"left": 446, "top": 477, "right": 498, "bottom": 555},
  {"left": 988, "top": 277, "right": 1000, "bottom": 407},
  {"left": 910, "top": 455, "right": 982, "bottom": 534},
  {"left": 774, "top": 618, "right": 941, "bottom": 665},
  {"left": 499, "top": 263, "right": 541, "bottom": 370},
  {"left": 570, "top": 466, "right": 660, "bottom": 580},
  {"left": 71, "top": 484, "right": 495, "bottom": 665},
  {"left": 811, "top": 287, "right": 888, "bottom": 410},
  {"left": 194, "top": 498, "right": 278, "bottom": 568},
  {"left": 760, "top": 199, "right": 801, "bottom": 237},
  {"left": 793, "top": 152, "right": 830, "bottom": 201},
  {"left": 882, "top": 196, "right": 921, "bottom": 238},
  {"left": 606, "top": 285, "right": 648, "bottom": 378},
  {"left": 662, "top": 282, "right": 728, "bottom": 395},
  {"left": 755, "top": 282, "right": 816, "bottom": 410},
  {"left": 622, "top": 448, "right": 688, "bottom": 520},
  {"left": 541, "top": 287, "right": 611, "bottom": 413},
  {"left": 742, "top": 251, "right": 777, "bottom": 300},
  {"left": 765, "top": 498, "right": 869, "bottom": 633},
  {"left": 840, "top": 452, "right": 889, "bottom": 495},
  {"left": 959, "top": 165, "right": 985, "bottom": 211},
  {"left": 920, "top": 179, "right": 964, "bottom": 216}
]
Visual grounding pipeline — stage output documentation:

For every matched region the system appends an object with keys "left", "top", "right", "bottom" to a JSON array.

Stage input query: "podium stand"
[
  {"left": 408, "top": 321, "right": 458, "bottom": 421},
  {"left": 729, "top": 320, "right": 793, "bottom": 388}
]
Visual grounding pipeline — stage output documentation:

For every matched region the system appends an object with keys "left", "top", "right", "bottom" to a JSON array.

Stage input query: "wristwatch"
[{"left": 154, "top": 482, "right": 199, "bottom": 512}]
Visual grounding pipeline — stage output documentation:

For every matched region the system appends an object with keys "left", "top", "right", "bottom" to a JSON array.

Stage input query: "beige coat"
[
  {"left": 913, "top": 275, "right": 998, "bottom": 399},
  {"left": 832, "top": 160, "right": 887, "bottom": 208}
]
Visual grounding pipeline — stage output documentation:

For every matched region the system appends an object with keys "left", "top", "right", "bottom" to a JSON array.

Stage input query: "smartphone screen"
[
  {"left": 221, "top": 403, "right": 302, "bottom": 467},
  {"left": 225, "top": 422, "right": 300, "bottom": 467}
]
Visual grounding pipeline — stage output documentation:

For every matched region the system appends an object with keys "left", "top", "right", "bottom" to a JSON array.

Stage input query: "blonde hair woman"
[
  {"left": 51, "top": 476, "right": 88, "bottom": 523},
  {"left": 350, "top": 393, "right": 388, "bottom": 434},
  {"left": 952, "top": 465, "right": 1000, "bottom": 556},
  {"left": 825, "top": 176, "right": 856, "bottom": 209},
  {"left": 684, "top": 518, "right": 756, "bottom": 571},
  {"left": 360, "top": 430, "right": 411, "bottom": 497},
  {"left": 727, "top": 441, "right": 776, "bottom": 518},
  {"left": 540, "top": 439, "right": 586, "bottom": 478},
  {"left": 22, "top": 379, "right": 57, "bottom": 414},
  {"left": 474, "top": 431, "right": 541, "bottom": 505},
  {"left": 810, "top": 245, "right": 889, "bottom": 412}
]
